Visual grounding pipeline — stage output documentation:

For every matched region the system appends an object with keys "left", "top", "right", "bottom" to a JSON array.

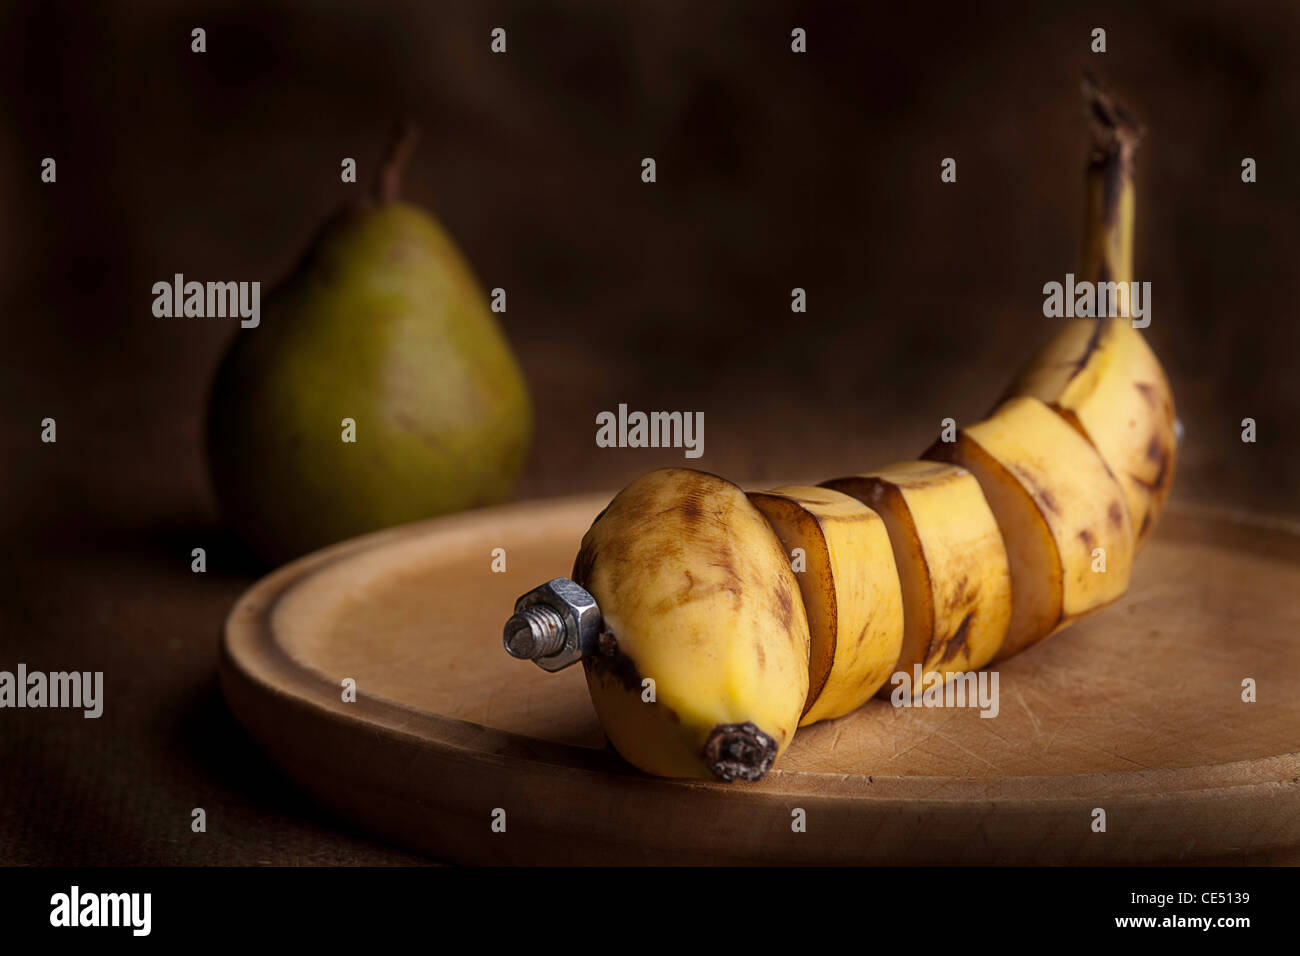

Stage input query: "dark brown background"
[{"left": 2, "top": 1, "right": 1296, "bottom": 864}]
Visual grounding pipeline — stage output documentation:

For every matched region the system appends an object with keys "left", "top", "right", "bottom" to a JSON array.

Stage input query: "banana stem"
[
  {"left": 376, "top": 122, "right": 420, "bottom": 204},
  {"left": 1080, "top": 74, "right": 1142, "bottom": 297}
]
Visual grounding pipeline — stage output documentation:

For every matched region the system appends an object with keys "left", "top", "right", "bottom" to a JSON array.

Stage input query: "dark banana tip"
[
  {"left": 1082, "top": 72, "right": 1143, "bottom": 167},
  {"left": 704, "top": 722, "right": 778, "bottom": 782}
]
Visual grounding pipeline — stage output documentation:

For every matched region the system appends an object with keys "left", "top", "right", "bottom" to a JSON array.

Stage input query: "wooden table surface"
[{"left": 220, "top": 496, "right": 1300, "bottom": 864}]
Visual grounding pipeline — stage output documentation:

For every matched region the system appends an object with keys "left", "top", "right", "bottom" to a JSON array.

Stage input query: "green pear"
[{"left": 207, "top": 131, "right": 532, "bottom": 566}]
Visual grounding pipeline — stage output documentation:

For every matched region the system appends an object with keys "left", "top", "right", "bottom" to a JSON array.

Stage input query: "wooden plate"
[{"left": 219, "top": 493, "right": 1300, "bottom": 864}]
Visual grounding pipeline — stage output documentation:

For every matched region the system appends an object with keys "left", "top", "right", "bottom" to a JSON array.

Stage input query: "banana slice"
[
  {"left": 925, "top": 396, "right": 1135, "bottom": 660},
  {"left": 572, "top": 468, "right": 810, "bottom": 781},
  {"left": 822, "top": 462, "right": 1011, "bottom": 692},
  {"left": 1007, "top": 320, "right": 1175, "bottom": 548},
  {"left": 749, "top": 486, "right": 904, "bottom": 725}
]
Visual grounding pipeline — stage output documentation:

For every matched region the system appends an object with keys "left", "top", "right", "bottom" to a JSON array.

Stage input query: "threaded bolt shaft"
[{"left": 504, "top": 605, "right": 568, "bottom": 660}]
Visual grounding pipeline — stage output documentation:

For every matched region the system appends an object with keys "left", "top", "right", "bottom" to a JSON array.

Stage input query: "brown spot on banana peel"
[
  {"left": 856, "top": 663, "right": 886, "bottom": 690},
  {"left": 678, "top": 492, "right": 704, "bottom": 525},
  {"left": 588, "top": 629, "right": 644, "bottom": 694},
  {"left": 774, "top": 578, "right": 796, "bottom": 634},
  {"left": 936, "top": 612, "right": 974, "bottom": 666},
  {"left": 1136, "top": 435, "right": 1174, "bottom": 495},
  {"left": 1127, "top": 453, "right": 1170, "bottom": 493},
  {"left": 1068, "top": 318, "right": 1110, "bottom": 381},
  {"left": 1134, "top": 381, "right": 1160, "bottom": 407},
  {"left": 649, "top": 556, "right": 742, "bottom": 616},
  {"left": 680, "top": 568, "right": 696, "bottom": 598},
  {"left": 1034, "top": 486, "right": 1063, "bottom": 519},
  {"left": 949, "top": 574, "right": 972, "bottom": 608},
  {"left": 1078, "top": 527, "right": 1097, "bottom": 551},
  {"left": 584, "top": 629, "right": 680, "bottom": 726},
  {"left": 709, "top": 548, "right": 738, "bottom": 578},
  {"left": 1108, "top": 500, "right": 1125, "bottom": 530}
]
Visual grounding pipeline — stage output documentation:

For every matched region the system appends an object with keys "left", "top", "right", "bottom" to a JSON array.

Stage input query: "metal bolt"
[
  {"left": 502, "top": 577, "right": 603, "bottom": 672},
  {"left": 504, "top": 605, "right": 567, "bottom": 659}
]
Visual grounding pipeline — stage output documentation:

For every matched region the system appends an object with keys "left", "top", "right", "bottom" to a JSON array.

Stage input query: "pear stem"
[{"left": 376, "top": 122, "right": 420, "bottom": 204}]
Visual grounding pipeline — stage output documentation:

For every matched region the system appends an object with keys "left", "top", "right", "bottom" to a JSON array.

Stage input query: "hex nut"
[{"left": 513, "top": 577, "right": 602, "bottom": 672}]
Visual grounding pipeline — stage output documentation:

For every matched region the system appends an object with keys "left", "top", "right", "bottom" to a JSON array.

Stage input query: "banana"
[
  {"left": 504, "top": 75, "right": 1177, "bottom": 784},
  {"left": 570, "top": 468, "right": 811, "bottom": 781},
  {"left": 1004, "top": 76, "right": 1176, "bottom": 549},
  {"left": 1007, "top": 321, "right": 1175, "bottom": 551},
  {"left": 924, "top": 396, "right": 1134, "bottom": 660},
  {"left": 821, "top": 462, "right": 1012, "bottom": 691},
  {"left": 748, "top": 486, "right": 904, "bottom": 725}
]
